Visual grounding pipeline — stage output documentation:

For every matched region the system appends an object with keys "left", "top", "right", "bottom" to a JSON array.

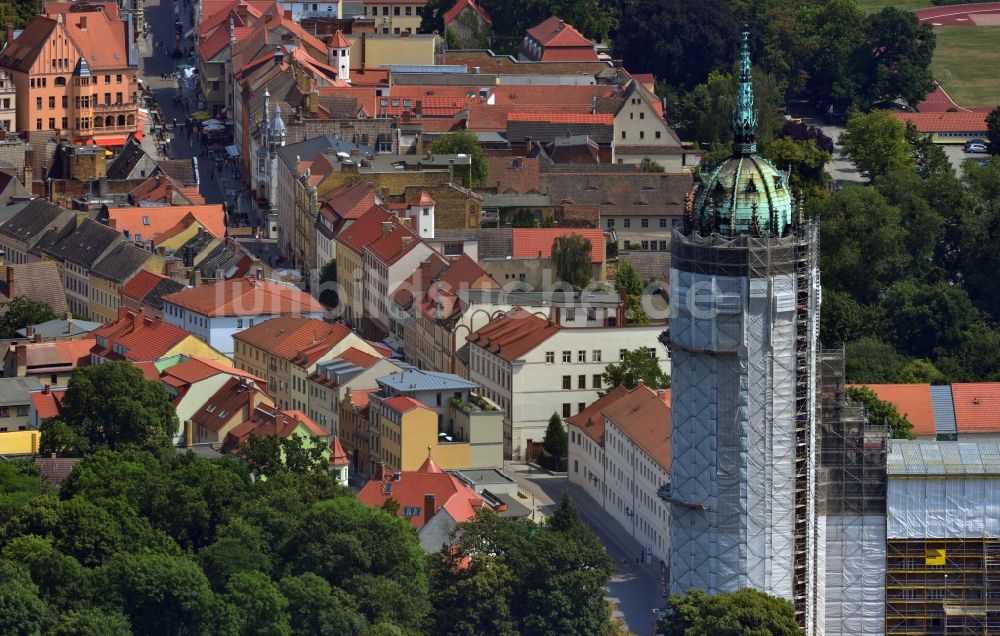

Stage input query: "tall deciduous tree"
[
  {"left": 540, "top": 413, "right": 567, "bottom": 471},
  {"left": 846, "top": 386, "right": 915, "bottom": 439},
  {"left": 39, "top": 362, "right": 178, "bottom": 456},
  {"left": 428, "top": 131, "right": 487, "bottom": 187},
  {"left": 986, "top": 107, "right": 1000, "bottom": 155},
  {"left": 601, "top": 347, "right": 670, "bottom": 392},
  {"left": 660, "top": 588, "right": 803, "bottom": 636},
  {"left": 862, "top": 7, "right": 935, "bottom": 108},
  {"left": 551, "top": 234, "right": 593, "bottom": 290},
  {"left": 0, "top": 297, "right": 57, "bottom": 338},
  {"left": 840, "top": 110, "right": 914, "bottom": 180}
]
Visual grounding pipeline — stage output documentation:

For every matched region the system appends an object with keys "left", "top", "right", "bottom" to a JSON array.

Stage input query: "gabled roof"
[
  {"left": 91, "top": 310, "right": 193, "bottom": 362},
  {"left": 121, "top": 269, "right": 167, "bottom": 302},
  {"left": 0, "top": 17, "right": 58, "bottom": 73},
  {"left": 0, "top": 262, "right": 70, "bottom": 316},
  {"left": 511, "top": 228, "right": 605, "bottom": 263},
  {"left": 890, "top": 111, "right": 988, "bottom": 134},
  {"left": 40, "top": 217, "right": 121, "bottom": 269},
  {"left": 602, "top": 383, "right": 671, "bottom": 472},
  {"left": 192, "top": 376, "right": 263, "bottom": 433},
  {"left": 323, "top": 181, "right": 377, "bottom": 219},
  {"left": 951, "top": 383, "right": 1000, "bottom": 434},
  {"left": 233, "top": 315, "right": 354, "bottom": 364},
  {"left": 329, "top": 436, "right": 349, "bottom": 465},
  {"left": 17, "top": 318, "right": 101, "bottom": 339},
  {"left": 90, "top": 243, "right": 153, "bottom": 284},
  {"left": 222, "top": 403, "right": 328, "bottom": 452},
  {"left": 31, "top": 386, "right": 67, "bottom": 421},
  {"left": 383, "top": 395, "right": 429, "bottom": 414},
  {"left": 336, "top": 347, "right": 382, "bottom": 369},
  {"left": 357, "top": 458, "right": 485, "bottom": 530},
  {"left": 467, "top": 307, "right": 559, "bottom": 362},
  {"left": 377, "top": 368, "right": 478, "bottom": 393},
  {"left": 106, "top": 204, "right": 226, "bottom": 242},
  {"left": 161, "top": 278, "right": 324, "bottom": 317},
  {"left": 566, "top": 384, "right": 630, "bottom": 446},
  {"left": 365, "top": 217, "right": 423, "bottom": 266},
  {"left": 443, "top": 0, "right": 491, "bottom": 26},
  {"left": 0, "top": 199, "right": 72, "bottom": 245},
  {"left": 48, "top": 3, "right": 132, "bottom": 71},
  {"left": 12, "top": 338, "right": 95, "bottom": 374},
  {"left": 527, "top": 16, "right": 593, "bottom": 49},
  {"left": 850, "top": 383, "right": 936, "bottom": 437},
  {"left": 336, "top": 206, "right": 392, "bottom": 254},
  {"left": 161, "top": 356, "right": 262, "bottom": 386},
  {"left": 105, "top": 138, "right": 152, "bottom": 180}
]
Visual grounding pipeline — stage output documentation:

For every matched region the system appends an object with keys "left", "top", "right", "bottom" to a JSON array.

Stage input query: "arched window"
[
  {"left": 116, "top": 115, "right": 125, "bottom": 126},
  {"left": 126, "top": 114, "right": 135, "bottom": 126},
  {"left": 105, "top": 115, "right": 113, "bottom": 127},
  {"left": 54, "top": 76, "right": 66, "bottom": 86},
  {"left": 93, "top": 116, "right": 103, "bottom": 128}
]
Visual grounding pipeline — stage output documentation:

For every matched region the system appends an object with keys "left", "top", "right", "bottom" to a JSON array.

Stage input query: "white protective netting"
[
  {"left": 888, "top": 477, "right": 1000, "bottom": 539},
  {"left": 821, "top": 514, "right": 886, "bottom": 635}
]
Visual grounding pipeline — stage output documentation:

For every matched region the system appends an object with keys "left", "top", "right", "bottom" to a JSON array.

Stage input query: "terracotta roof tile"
[
  {"left": 120, "top": 269, "right": 165, "bottom": 301},
  {"left": 161, "top": 356, "right": 262, "bottom": 385},
  {"left": 329, "top": 435, "right": 349, "bottom": 464},
  {"left": 467, "top": 307, "right": 559, "bottom": 362},
  {"left": 323, "top": 181, "right": 377, "bottom": 219},
  {"left": 850, "top": 383, "right": 936, "bottom": 437},
  {"left": 602, "top": 384, "right": 671, "bottom": 471},
  {"left": 31, "top": 387, "right": 66, "bottom": 421},
  {"left": 527, "top": 16, "right": 593, "bottom": 48},
  {"left": 92, "top": 310, "right": 192, "bottom": 362},
  {"left": 336, "top": 347, "right": 382, "bottom": 369},
  {"left": 107, "top": 205, "right": 226, "bottom": 242},
  {"left": 161, "top": 278, "right": 323, "bottom": 317},
  {"left": 383, "top": 395, "right": 429, "bottom": 414},
  {"left": 357, "top": 462, "right": 485, "bottom": 529},
  {"left": 511, "top": 228, "right": 605, "bottom": 263},
  {"left": 890, "top": 111, "right": 988, "bottom": 134},
  {"left": 566, "top": 385, "right": 630, "bottom": 445},
  {"left": 444, "top": 0, "right": 491, "bottom": 26},
  {"left": 951, "top": 383, "right": 1000, "bottom": 433},
  {"left": 16, "top": 339, "right": 95, "bottom": 373},
  {"left": 336, "top": 206, "right": 392, "bottom": 254},
  {"left": 365, "top": 218, "right": 423, "bottom": 265},
  {"left": 192, "top": 376, "right": 263, "bottom": 433},
  {"left": 233, "top": 316, "right": 353, "bottom": 364},
  {"left": 507, "top": 112, "right": 612, "bottom": 125},
  {"left": 46, "top": 3, "right": 131, "bottom": 71}
]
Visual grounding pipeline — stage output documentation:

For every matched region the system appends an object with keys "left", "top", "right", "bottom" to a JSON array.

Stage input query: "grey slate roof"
[
  {"left": 91, "top": 242, "right": 152, "bottom": 283},
  {"left": 507, "top": 120, "right": 613, "bottom": 145},
  {"left": 436, "top": 228, "right": 512, "bottom": 260},
  {"left": 17, "top": 318, "right": 103, "bottom": 339},
  {"left": 275, "top": 135, "right": 372, "bottom": 172},
  {"left": 0, "top": 376, "right": 42, "bottom": 405},
  {"left": 105, "top": 138, "right": 150, "bottom": 180},
  {"left": 888, "top": 440, "right": 1000, "bottom": 477},
  {"left": 155, "top": 159, "right": 197, "bottom": 185},
  {"left": 195, "top": 241, "right": 244, "bottom": 278},
  {"left": 0, "top": 199, "right": 73, "bottom": 244},
  {"left": 376, "top": 368, "right": 478, "bottom": 393},
  {"left": 142, "top": 277, "right": 186, "bottom": 310},
  {"left": 40, "top": 218, "right": 121, "bottom": 268},
  {"left": 931, "top": 385, "right": 957, "bottom": 437}
]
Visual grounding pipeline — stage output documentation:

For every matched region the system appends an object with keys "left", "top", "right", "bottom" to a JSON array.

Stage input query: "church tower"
[{"left": 664, "top": 29, "right": 821, "bottom": 630}]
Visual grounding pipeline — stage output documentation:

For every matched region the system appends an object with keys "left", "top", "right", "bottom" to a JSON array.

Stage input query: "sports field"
[
  {"left": 930, "top": 26, "right": 1000, "bottom": 107},
  {"left": 856, "top": 0, "right": 929, "bottom": 13}
]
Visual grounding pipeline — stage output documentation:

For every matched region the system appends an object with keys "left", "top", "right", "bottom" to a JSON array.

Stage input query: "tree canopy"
[
  {"left": 539, "top": 413, "right": 567, "bottom": 471},
  {"left": 660, "top": 588, "right": 804, "bottom": 636},
  {"left": 846, "top": 386, "right": 915, "bottom": 439},
  {"left": 840, "top": 110, "right": 914, "bottom": 181},
  {"left": 551, "top": 234, "right": 593, "bottom": 290},
  {"left": 602, "top": 347, "right": 670, "bottom": 392},
  {"left": 0, "top": 297, "right": 56, "bottom": 338},
  {"left": 428, "top": 131, "right": 488, "bottom": 187},
  {"left": 39, "top": 362, "right": 179, "bottom": 456}
]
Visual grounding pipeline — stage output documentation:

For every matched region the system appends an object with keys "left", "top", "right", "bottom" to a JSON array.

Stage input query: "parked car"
[{"left": 964, "top": 141, "right": 988, "bottom": 153}]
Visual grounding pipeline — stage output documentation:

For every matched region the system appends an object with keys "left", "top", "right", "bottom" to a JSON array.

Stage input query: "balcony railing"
[{"left": 90, "top": 102, "right": 138, "bottom": 112}]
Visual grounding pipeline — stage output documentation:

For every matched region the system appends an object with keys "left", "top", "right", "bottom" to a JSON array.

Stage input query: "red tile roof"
[
  {"left": 327, "top": 29, "right": 351, "bottom": 49},
  {"left": 222, "top": 404, "right": 329, "bottom": 452},
  {"left": 365, "top": 218, "right": 424, "bottom": 266},
  {"left": 357, "top": 457, "right": 485, "bottom": 530},
  {"left": 527, "top": 16, "right": 593, "bottom": 48},
  {"left": 44, "top": 3, "right": 131, "bottom": 71},
  {"left": 107, "top": 204, "right": 226, "bottom": 242},
  {"left": 192, "top": 376, "right": 264, "bottom": 433},
  {"left": 233, "top": 316, "right": 354, "bottom": 365},
  {"left": 329, "top": 435, "right": 349, "bottom": 465},
  {"left": 511, "top": 228, "right": 606, "bottom": 263},
  {"left": 323, "top": 181, "right": 377, "bottom": 219},
  {"left": 30, "top": 387, "right": 66, "bottom": 421},
  {"left": 602, "top": 383, "right": 671, "bottom": 471},
  {"left": 951, "top": 383, "right": 1000, "bottom": 433},
  {"left": 507, "top": 112, "right": 613, "bottom": 125},
  {"left": 383, "top": 395, "right": 429, "bottom": 414},
  {"left": 120, "top": 269, "right": 169, "bottom": 302},
  {"left": 467, "top": 307, "right": 559, "bottom": 362},
  {"left": 444, "top": 0, "right": 491, "bottom": 26},
  {"left": 91, "top": 310, "right": 193, "bottom": 362},
  {"left": 565, "top": 385, "right": 630, "bottom": 445},
  {"left": 850, "top": 383, "right": 936, "bottom": 437},
  {"left": 16, "top": 339, "right": 95, "bottom": 373},
  {"left": 161, "top": 356, "right": 263, "bottom": 385},
  {"left": 336, "top": 347, "right": 382, "bottom": 369},
  {"left": 161, "top": 278, "right": 324, "bottom": 317},
  {"left": 890, "top": 111, "right": 988, "bottom": 134},
  {"left": 336, "top": 206, "right": 392, "bottom": 255}
]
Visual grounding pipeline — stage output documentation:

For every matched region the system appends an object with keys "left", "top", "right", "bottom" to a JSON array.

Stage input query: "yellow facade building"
[{"left": 372, "top": 394, "right": 471, "bottom": 472}]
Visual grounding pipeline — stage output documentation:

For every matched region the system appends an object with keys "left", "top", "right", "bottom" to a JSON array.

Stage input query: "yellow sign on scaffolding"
[{"left": 926, "top": 548, "right": 946, "bottom": 566}]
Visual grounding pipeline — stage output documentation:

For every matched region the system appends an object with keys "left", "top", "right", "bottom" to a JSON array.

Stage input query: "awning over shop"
[{"left": 92, "top": 136, "right": 128, "bottom": 147}]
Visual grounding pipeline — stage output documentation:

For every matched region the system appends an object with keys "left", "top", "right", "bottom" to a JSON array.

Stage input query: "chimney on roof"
[
  {"left": 79, "top": 15, "right": 87, "bottom": 30},
  {"left": 6, "top": 25, "right": 13, "bottom": 46},
  {"left": 33, "top": 333, "right": 41, "bottom": 344},
  {"left": 5, "top": 265, "right": 13, "bottom": 299},
  {"left": 43, "top": 384, "right": 50, "bottom": 395},
  {"left": 381, "top": 221, "right": 394, "bottom": 236},
  {"left": 525, "top": 135, "right": 533, "bottom": 154},
  {"left": 424, "top": 493, "right": 436, "bottom": 522},
  {"left": 14, "top": 344, "right": 26, "bottom": 376},
  {"left": 401, "top": 236, "right": 412, "bottom": 247},
  {"left": 25, "top": 325, "right": 33, "bottom": 338},
  {"left": 376, "top": 461, "right": 386, "bottom": 481},
  {"left": 184, "top": 419, "right": 193, "bottom": 448}
]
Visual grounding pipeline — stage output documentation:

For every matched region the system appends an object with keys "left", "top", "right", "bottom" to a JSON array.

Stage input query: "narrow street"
[{"left": 506, "top": 462, "right": 664, "bottom": 636}]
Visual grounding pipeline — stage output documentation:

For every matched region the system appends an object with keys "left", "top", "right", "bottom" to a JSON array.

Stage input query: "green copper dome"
[{"left": 691, "top": 30, "right": 794, "bottom": 237}]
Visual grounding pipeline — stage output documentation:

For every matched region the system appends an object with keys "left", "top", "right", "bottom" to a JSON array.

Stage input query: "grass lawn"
[
  {"left": 856, "top": 0, "right": 931, "bottom": 13},
  {"left": 931, "top": 26, "right": 1000, "bottom": 108}
]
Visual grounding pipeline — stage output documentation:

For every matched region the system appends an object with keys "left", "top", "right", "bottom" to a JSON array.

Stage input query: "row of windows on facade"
[
  {"left": 37, "top": 93, "right": 134, "bottom": 109},
  {"left": 621, "top": 130, "right": 662, "bottom": 140},
  {"left": 607, "top": 217, "right": 671, "bottom": 229},
  {"left": 30, "top": 73, "right": 127, "bottom": 88},
  {"left": 562, "top": 374, "right": 603, "bottom": 391},
  {"left": 34, "top": 113, "right": 135, "bottom": 131},
  {"left": 364, "top": 5, "right": 417, "bottom": 16},
  {"left": 0, "top": 406, "right": 30, "bottom": 419}
]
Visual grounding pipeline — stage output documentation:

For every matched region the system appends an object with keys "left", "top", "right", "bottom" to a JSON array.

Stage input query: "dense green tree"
[
  {"left": 47, "top": 608, "right": 132, "bottom": 636},
  {"left": 897, "top": 359, "right": 948, "bottom": 385},
  {"left": 669, "top": 69, "right": 784, "bottom": 147},
  {"left": 551, "top": 234, "right": 593, "bottom": 290},
  {"left": 280, "top": 573, "right": 367, "bottom": 636},
  {"left": 762, "top": 137, "right": 830, "bottom": 199},
  {"left": 987, "top": 107, "right": 1000, "bottom": 155},
  {"left": 316, "top": 260, "right": 339, "bottom": 308},
  {"left": 845, "top": 338, "right": 910, "bottom": 385},
  {"left": 199, "top": 536, "right": 272, "bottom": 592},
  {"left": 95, "top": 551, "right": 215, "bottom": 635},
  {"left": 224, "top": 571, "right": 292, "bottom": 636},
  {"left": 601, "top": 347, "right": 670, "bottom": 392},
  {"left": 428, "top": 552, "right": 518, "bottom": 636},
  {"left": 615, "top": 259, "right": 649, "bottom": 324},
  {"left": 904, "top": 124, "right": 952, "bottom": 179},
  {"left": 800, "top": 0, "right": 867, "bottom": 113},
  {"left": 811, "top": 185, "right": 909, "bottom": 304},
  {"left": 428, "top": 131, "right": 487, "bottom": 187},
  {"left": 0, "top": 297, "right": 56, "bottom": 338},
  {"left": 616, "top": 0, "right": 738, "bottom": 91},
  {"left": 39, "top": 362, "right": 178, "bottom": 456},
  {"left": 0, "top": 461, "right": 49, "bottom": 513},
  {"left": 2, "top": 535, "right": 88, "bottom": 611},
  {"left": 639, "top": 157, "right": 665, "bottom": 173},
  {"left": 862, "top": 8, "right": 935, "bottom": 108},
  {"left": 846, "top": 386, "right": 915, "bottom": 439},
  {"left": 840, "top": 110, "right": 914, "bottom": 180},
  {"left": 0, "top": 560, "right": 50, "bottom": 636},
  {"left": 540, "top": 413, "right": 567, "bottom": 471},
  {"left": 820, "top": 289, "right": 880, "bottom": 348},
  {"left": 546, "top": 493, "right": 582, "bottom": 534},
  {"left": 880, "top": 280, "right": 980, "bottom": 359},
  {"left": 954, "top": 159, "right": 1000, "bottom": 321},
  {"left": 282, "top": 435, "right": 328, "bottom": 474},
  {"left": 660, "top": 588, "right": 803, "bottom": 636},
  {"left": 938, "top": 322, "right": 1000, "bottom": 382}
]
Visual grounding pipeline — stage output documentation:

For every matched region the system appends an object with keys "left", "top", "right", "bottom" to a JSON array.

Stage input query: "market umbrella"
[
  {"left": 176, "top": 63, "right": 193, "bottom": 70},
  {"left": 203, "top": 123, "right": 225, "bottom": 132},
  {"left": 191, "top": 111, "right": 211, "bottom": 121},
  {"left": 200, "top": 118, "right": 223, "bottom": 126}
]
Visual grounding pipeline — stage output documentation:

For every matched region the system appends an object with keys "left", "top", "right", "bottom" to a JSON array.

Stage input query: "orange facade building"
[{"left": 0, "top": 2, "right": 139, "bottom": 147}]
